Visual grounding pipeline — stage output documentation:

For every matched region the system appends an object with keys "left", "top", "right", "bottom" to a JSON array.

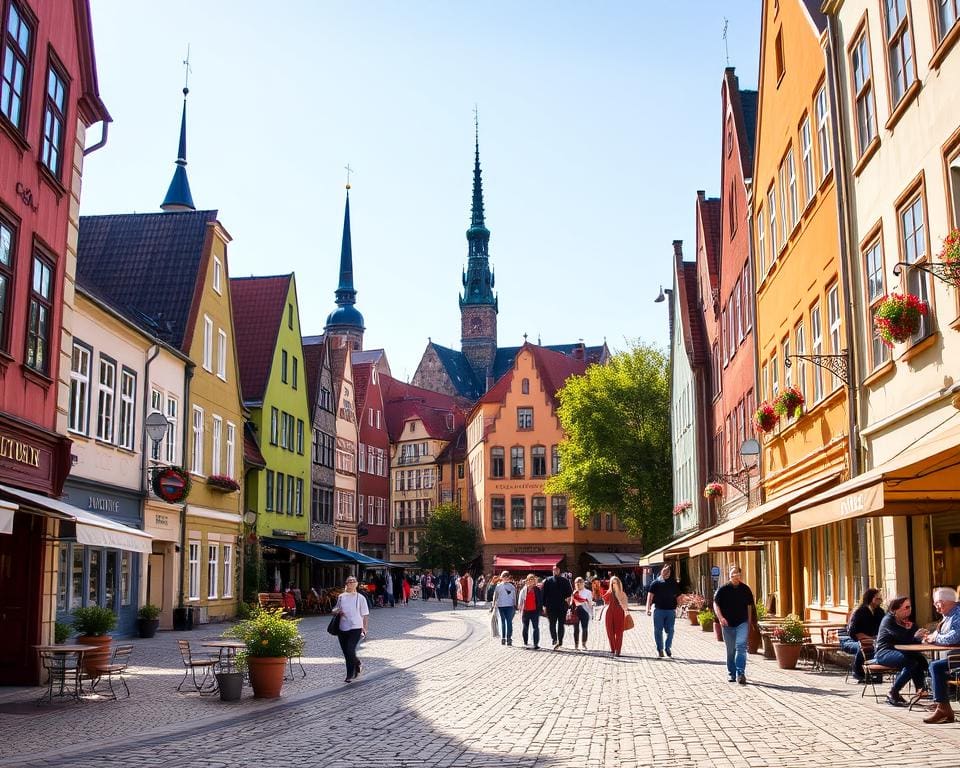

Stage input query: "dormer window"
[
  {"left": 521, "top": 378, "right": 530, "bottom": 394},
  {"left": 213, "top": 257, "right": 222, "bottom": 294}
]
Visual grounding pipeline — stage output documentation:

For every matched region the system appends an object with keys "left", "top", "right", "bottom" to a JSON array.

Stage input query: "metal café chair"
[
  {"left": 91, "top": 644, "right": 133, "bottom": 700},
  {"left": 176, "top": 639, "right": 218, "bottom": 694},
  {"left": 285, "top": 636, "right": 307, "bottom": 681},
  {"left": 37, "top": 650, "right": 83, "bottom": 705}
]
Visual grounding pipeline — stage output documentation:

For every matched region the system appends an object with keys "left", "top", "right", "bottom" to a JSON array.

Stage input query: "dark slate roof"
[
  {"left": 739, "top": 89, "right": 758, "bottom": 175},
  {"left": 302, "top": 336, "right": 327, "bottom": 415},
  {"left": 381, "top": 375, "right": 469, "bottom": 442},
  {"left": 230, "top": 275, "right": 290, "bottom": 403},
  {"left": 430, "top": 343, "right": 482, "bottom": 400},
  {"left": 77, "top": 211, "right": 219, "bottom": 350},
  {"left": 492, "top": 343, "right": 605, "bottom": 381}
]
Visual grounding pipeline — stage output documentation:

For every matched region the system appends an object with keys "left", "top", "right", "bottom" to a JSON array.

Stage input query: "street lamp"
[
  {"left": 654, "top": 286, "right": 673, "bottom": 303},
  {"left": 145, "top": 411, "right": 170, "bottom": 456},
  {"left": 713, "top": 438, "right": 760, "bottom": 499}
]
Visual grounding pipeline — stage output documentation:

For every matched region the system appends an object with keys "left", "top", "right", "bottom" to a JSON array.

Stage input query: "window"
[
  {"left": 490, "top": 447, "right": 504, "bottom": 478},
  {"left": 358, "top": 494, "right": 364, "bottom": 523},
  {"left": 882, "top": 0, "right": 915, "bottom": 105},
  {"left": 69, "top": 343, "right": 91, "bottom": 434},
  {"left": 207, "top": 544, "right": 219, "bottom": 598},
  {"left": 211, "top": 415, "right": 222, "bottom": 476},
  {"left": 795, "top": 322, "right": 807, "bottom": 400},
  {"left": 226, "top": 422, "right": 236, "bottom": 479},
  {"left": 71, "top": 548, "right": 82, "bottom": 608},
  {"left": 26, "top": 254, "right": 53, "bottom": 373},
  {"left": 827, "top": 283, "right": 842, "bottom": 390},
  {"left": 815, "top": 85, "right": 832, "bottom": 179},
  {"left": 281, "top": 349, "right": 288, "bottom": 383},
  {"left": 722, "top": 308, "right": 729, "bottom": 364},
  {"left": 511, "top": 496, "right": 526, "bottom": 529},
  {"left": 270, "top": 407, "right": 279, "bottom": 445},
  {"left": 297, "top": 419, "right": 304, "bottom": 455},
  {"left": 605, "top": 513, "right": 613, "bottom": 531},
  {"left": 222, "top": 544, "right": 233, "bottom": 598},
  {"left": 712, "top": 341, "right": 721, "bottom": 395},
  {"left": 286, "top": 475, "right": 294, "bottom": 515},
  {"left": 213, "top": 257, "right": 222, "bottom": 294},
  {"left": 551, "top": 445, "right": 560, "bottom": 475},
  {"left": 521, "top": 378, "right": 529, "bottom": 394},
  {"left": 0, "top": 218, "right": 13, "bottom": 349},
  {"left": 217, "top": 329, "right": 227, "bottom": 379},
  {"left": 188, "top": 541, "right": 200, "bottom": 600},
  {"left": 202, "top": 316, "right": 213, "bottom": 371},
  {"left": 38, "top": 61, "right": 68, "bottom": 177},
  {"left": 811, "top": 303, "right": 824, "bottom": 402},
  {"left": 743, "top": 264, "right": 753, "bottom": 331},
  {"left": 276, "top": 473, "right": 285, "bottom": 514},
  {"left": 296, "top": 478, "right": 303, "bottom": 516},
  {"left": 864, "top": 237, "right": 889, "bottom": 369},
  {"left": 517, "top": 407, "right": 533, "bottom": 430},
  {"left": 96, "top": 358, "right": 116, "bottom": 442},
  {"left": 775, "top": 29, "right": 785, "bottom": 80},
  {"left": 1, "top": 1, "right": 32, "bottom": 130},
  {"left": 165, "top": 397, "right": 179, "bottom": 464},
  {"left": 292, "top": 357, "right": 298, "bottom": 390},
  {"left": 88, "top": 550, "right": 100, "bottom": 605},
  {"left": 734, "top": 280, "right": 743, "bottom": 342},
  {"left": 756, "top": 206, "right": 766, "bottom": 274},
  {"left": 532, "top": 497, "right": 546, "bottom": 528},
  {"left": 782, "top": 338, "right": 791, "bottom": 392},
  {"left": 191, "top": 406, "right": 204, "bottom": 474},
  {"left": 786, "top": 150, "right": 798, "bottom": 229},
  {"left": 768, "top": 186, "right": 779, "bottom": 257},
  {"left": 150, "top": 390, "right": 163, "bottom": 460},
  {"left": 935, "top": 0, "right": 959, "bottom": 42},
  {"left": 800, "top": 115, "right": 814, "bottom": 203},
  {"left": 266, "top": 470, "right": 274, "bottom": 511},
  {"left": 320, "top": 387, "right": 332, "bottom": 411},
  {"left": 118, "top": 368, "right": 136, "bottom": 450},
  {"left": 771, "top": 352, "right": 779, "bottom": 396},
  {"left": 592, "top": 513, "right": 601, "bottom": 531},
  {"left": 898, "top": 188, "right": 931, "bottom": 342},
  {"left": 491, "top": 497, "right": 505, "bottom": 529},
  {"left": 531, "top": 445, "right": 546, "bottom": 478},
  {"left": 551, "top": 496, "right": 567, "bottom": 528},
  {"left": 850, "top": 31, "right": 877, "bottom": 157},
  {"left": 510, "top": 446, "right": 524, "bottom": 478}
]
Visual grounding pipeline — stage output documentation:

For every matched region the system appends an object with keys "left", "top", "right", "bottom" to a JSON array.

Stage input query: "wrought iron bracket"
[
  {"left": 712, "top": 470, "right": 750, "bottom": 497},
  {"left": 785, "top": 350, "right": 849, "bottom": 385},
  {"left": 892, "top": 261, "right": 959, "bottom": 287}
]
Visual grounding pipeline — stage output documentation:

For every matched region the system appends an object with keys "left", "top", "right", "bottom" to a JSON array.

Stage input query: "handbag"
[
  {"left": 564, "top": 606, "right": 579, "bottom": 626},
  {"left": 623, "top": 611, "right": 635, "bottom": 631},
  {"left": 490, "top": 609, "right": 499, "bottom": 638},
  {"left": 327, "top": 612, "right": 341, "bottom": 636}
]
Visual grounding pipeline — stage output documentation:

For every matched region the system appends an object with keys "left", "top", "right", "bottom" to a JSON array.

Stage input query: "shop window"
[
  {"left": 88, "top": 550, "right": 100, "bottom": 605},
  {"left": 809, "top": 531, "right": 820, "bottom": 603},
  {"left": 57, "top": 547, "right": 67, "bottom": 611},
  {"left": 26, "top": 253, "right": 53, "bottom": 374},
  {"left": 105, "top": 551, "right": 117, "bottom": 608},
  {"left": 823, "top": 525, "right": 835, "bottom": 604},
  {"left": 71, "top": 547, "right": 83, "bottom": 608},
  {"left": 120, "top": 551, "right": 131, "bottom": 607}
]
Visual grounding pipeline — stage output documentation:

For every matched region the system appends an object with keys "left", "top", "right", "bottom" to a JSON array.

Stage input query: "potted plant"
[
  {"left": 226, "top": 608, "right": 304, "bottom": 699},
  {"left": 773, "top": 386, "right": 804, "bottom": 420},
  {"left": 206, "top": 474, "right": 241, "bottom": 492},
  {"left": 754, "top": 401, "right": 779, "bottom": 434},
  {"left": 770, "top": 613, "right": 806, "bottom": 669},
  {"left": 938, "top": 228, "right": 960, "bottom": 285},
  {"left": 682, "top": 594, "right": 704, "bottom": 625},
  {"left": 137, "top": 603, "right": 162, "bottom": 638},
  {"left": 703, "top": 482, "right": 724, "bottom": 500},
  {"left": 749, "top": 602, "right": 767, "bottom": 654},
  {"left": 873, "top": 292, "right": 928, "bottom": 347},
  {"left": 54, "top": 621, "right": 72, "bottom": 645},
  {"left": 71, "top": 605, "right": 117, "bottom": 676},
  {"left": 697, "top": 608, "right": 716, "bottom": 632}
]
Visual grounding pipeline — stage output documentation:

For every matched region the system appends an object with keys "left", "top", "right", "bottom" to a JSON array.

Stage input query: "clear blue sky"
[{"left": 82, "top": 1, "right": 761, "bottom": 381}]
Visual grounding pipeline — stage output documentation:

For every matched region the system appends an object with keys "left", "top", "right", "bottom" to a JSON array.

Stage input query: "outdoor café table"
[
  {"left": 893, "top": 644, "right": 960, "bottom": 710},
  {"left": 201, "top": 640, "right": 246, "bottom": 672},
  {"left": 34, "top": 644, "right": 97, "bottom": 703}
]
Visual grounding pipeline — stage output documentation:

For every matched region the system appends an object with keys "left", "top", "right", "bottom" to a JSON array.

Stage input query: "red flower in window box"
[
  {"left": 773, "top": 386, "right": 805, "bottom": 420},
  {"left": 672, "top": 501, "right": 692, "bottom": 516},
  {"left": 703, "top": 482, "right": 724, "bottom": 500},
  {"left": 753, "top": 401, "right": 779, "bottom": 434},
  {"left": 873, "top": 292, "right": 928, "bottom": 347},
  {"left": 938, "top": 228, "right": 960, "bottom": 285},
  {"left": 206, "top": 474, "right": 240, "bottom": 492}
]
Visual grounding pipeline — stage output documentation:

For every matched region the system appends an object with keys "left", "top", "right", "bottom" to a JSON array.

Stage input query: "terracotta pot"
[
  {"left": 714, "top": 622, "right": 724, "bottom": 642},
  {"left": 761, "top": 632, "right": 776, "bottom": 659},
  {"left": 700, "top": 620, "right": 713, "bottom": 632},
  {"left": 77, "top": 635, "right": 112, "bottom": 677},
  {"left": 773, "top": 642, "right": 803, "bottom": 670},
  {"left": 247, "top": 656, "right": 287, "bottom": 699},
  {"left": 687, "top": 607, "right": 699, "bottom": 625},
  {"left": 748, "top": 624, "right": 762, "bottom": 654}
]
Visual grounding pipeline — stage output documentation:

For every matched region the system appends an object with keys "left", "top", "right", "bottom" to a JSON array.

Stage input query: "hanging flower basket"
[
  {"left": 754, "top": 401, "right": 779, "bottom": 434},
  {"left": 703, "top": 482, "right": 724, "bottom": 500},
  {"left": 873, "top": 292, "right": 928, "bottom": 347},
  {"left": 773, "top": 386, "right": 804, "bottom": 420},
  {"left": 938, "top": 228, "right": 960, "bottom": 285},
  {"left": 672, "top": 501, "right": 692, "bottom": 516},
  {"left": 206, "top": 474, "right": 241, "bottom": 492}
]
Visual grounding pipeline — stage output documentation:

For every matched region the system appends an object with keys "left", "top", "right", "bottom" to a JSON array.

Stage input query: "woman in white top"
[
  {"left": 492, "top": 571, "right": 518, "bottom": 646},
  {"left": 571, "top": 577, "right": 593, "bottom": 650},
  {"left": 333, "top": 576, "right": 370, "bottom": 682}
]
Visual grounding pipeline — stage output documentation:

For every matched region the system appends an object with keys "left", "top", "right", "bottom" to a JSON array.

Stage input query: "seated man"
[
  {"left": 842, "top": 588, "right": 883, "bottom": 681},
  {"left": 922, "top": 587, "right": 960, "bottom": 724}
]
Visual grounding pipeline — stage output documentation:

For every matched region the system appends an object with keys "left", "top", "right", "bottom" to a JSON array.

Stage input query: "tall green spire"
[{"left": 460, "top": 117, "right": 497, "bottom": 310}]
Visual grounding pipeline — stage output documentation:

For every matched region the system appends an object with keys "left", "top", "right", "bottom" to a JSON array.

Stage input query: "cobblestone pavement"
[{"left": 4, "top": 602, "right": 960, "bottom": 767}]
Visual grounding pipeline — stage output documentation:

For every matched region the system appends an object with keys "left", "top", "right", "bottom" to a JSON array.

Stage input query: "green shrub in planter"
[
  {"left": 54, "top": 621, "right": 72, "bottom": 644},
  {"left": 72, "top": 605, "right": 117, "bottom": 636},
  {"left": 138, "top": 603, "right": 161, "bottom": 620},
  {"left": 697, "top": 608, "right": 716, "bottom": 627},
  {"left": 226, "top": 608, "right": 303, "bottom": 666}
]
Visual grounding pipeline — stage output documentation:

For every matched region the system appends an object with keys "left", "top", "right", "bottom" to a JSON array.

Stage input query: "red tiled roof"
[
  {"left": 244, "top": 422, "right": 266, "bottom": 468},
  {"left": 698, "top": 193, "right": 722, "bottom": 286},
  {"left": 676, "top": 252, "right": 708, "bottom": 367},
  {"left": 302, "top": 336, "right": 327, "bottom": 413},
  {"left": 230, "top": 275, "right": 291, "bottom": 403},
  {"left": 381, "top": 376, "right": 470, "bottom": 441},
  {"left": 353, "top": 362, "right": 372, "bottom": 412},
  {"left": 477, "top": 343, "right": 587, "bottom": 408}
]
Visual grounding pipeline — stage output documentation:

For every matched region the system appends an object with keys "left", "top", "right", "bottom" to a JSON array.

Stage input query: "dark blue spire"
[
  {"left": 326, "top": 186, "right": 365, "bottom": 331},
  {"left": 460, "top": 120, "right": 497, "bottom": 310},
  {"left": 161, "top": 87, "right": 195, "bottom": 212}
]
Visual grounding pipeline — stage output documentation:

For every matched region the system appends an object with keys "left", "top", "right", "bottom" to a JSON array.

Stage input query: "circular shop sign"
[{"left": 153, "top": 467, "right": 190, "bottom": 503}]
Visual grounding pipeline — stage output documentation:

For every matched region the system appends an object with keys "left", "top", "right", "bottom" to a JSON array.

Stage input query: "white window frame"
[
  {"left": 811, "top": 303, "right": 825, "bottom": 402},
  {"left": 768, "top": 187, "right": 779, "bottom": 258},
  {"left": 118, "top": 368, "right": 136, "bottom": 450},
  {"left": 202, "top": 315, "right": 213, "bottom": 371},
  {"left": 69, "top": 343, "right": 91, "bottom": 434},
  {"left": 828, "top": 284, "right": 842, "bottom": 390},
  {"left": 226, "top": 421, "right": 236, "bottom": 479},
  {"left": 815, "top": 85, "right": 832, "bottom": 180},
  {"left": 787, "top": 150, "right": 798, "bottom": 229},
  {"left": 165, "top": 396, "right": 179, "bottom": 464},
  {"left": 756, "top": 206, "right": 766, "bottom": 275},
  {"left": 191, "top": 406, "right": 204, "bottom": 475},
  {"left": 222, "top": 544, "right": 233, "bottom": 598},
  {"left": 188, "top": 541, "right": 200, "bottom": 600},
  {"left": 150, "top": 389, "right": 164, "bottom": 460},
  {"left": 211, "top": 415, "right": 223, "bottom": 476},
  {"left": 207, "top": 543, "right": 219, "bottom": 599},
  {"left": 213, "top": 257, "right": 223, "bottom": 295},
  {"left": 217, "top": 329, "right": 227, "bottom": 380},
  {"left": 800, "top": 115, "right": 814, "bottom": 203},
  {"left": 96, "top": 357, "right": 116, "bottom": 442}
]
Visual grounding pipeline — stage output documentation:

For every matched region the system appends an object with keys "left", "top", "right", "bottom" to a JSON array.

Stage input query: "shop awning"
[
  {"left": 0, "top": 500, "right": 14, "bottom": 535},
  {"left": 261, "top": 537, "right": 353, "bottom": 564},
  {"left": 493, "top": 553, "right": 564, "bottom": 571},
  {"left": 685, "top": 472, "right": 842, "bottom": 555},
  {"left": 312, "top": 541, "right": 393, "bottom": 568},
  {"left": 586, "top": 552, "right": 622, "bottom": 566},
  {"left": 637, "top": 526, "right": 707, "bottom": 566},
  {"left": 790, "top": 419, "right": 960, "bottom": 533},
  {"left": 0, "top": 483, "right": 152, "bottom": 553}
]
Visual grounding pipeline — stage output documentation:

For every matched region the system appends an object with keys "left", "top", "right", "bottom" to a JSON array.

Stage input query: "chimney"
[{"left": 573, "top": 339, "right": 585, "bottom": 361}]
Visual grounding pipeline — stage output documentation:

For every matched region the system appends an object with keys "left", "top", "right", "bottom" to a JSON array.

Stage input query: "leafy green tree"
[
  {"left": 416, "top": 503, "right": 479, "bottom": 570},
  {"left": 545, "top": 342, "right": 672, "bottom": 550}
]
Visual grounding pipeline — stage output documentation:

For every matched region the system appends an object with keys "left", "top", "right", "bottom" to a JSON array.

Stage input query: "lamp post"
[{"left": 712, "top": 438, "right": 761, "bottom": 504}]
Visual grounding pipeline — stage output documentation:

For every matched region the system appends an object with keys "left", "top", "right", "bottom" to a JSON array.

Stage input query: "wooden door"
[{"left": 0, "top": 513, "right": 43, "bottom": 685}]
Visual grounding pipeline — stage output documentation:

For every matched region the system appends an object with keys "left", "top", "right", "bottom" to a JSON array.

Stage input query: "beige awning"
[
  {"left": 638, "top": 527, "right": 706, "bottom": 566},
  {"left": 790, "top": 419, "right": 960, "bottom": 533},
  {"left": 0, "top": 484, "right": 152, "bottom": 554},
  {"left": 681, "top": 471, "right": 842, "bottom": 556},
  {"left": 0, "top": 499, "right": 14, "bottom": 535}
]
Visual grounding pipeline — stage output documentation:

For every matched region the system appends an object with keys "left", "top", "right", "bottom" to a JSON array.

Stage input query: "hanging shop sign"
[{"left": 152, "top": 467, "right": 191, "bottom": 503}]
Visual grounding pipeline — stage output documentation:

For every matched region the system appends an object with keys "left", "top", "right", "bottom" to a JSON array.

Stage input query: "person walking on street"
[
  {"left": 477, "top": 574, "right": 486, "bottom": 605},
  {"left": 449, "top": 570, "right": 459, "bottom": 610},
  {"left": 603, "top": 576, "right": 630, "bottom": 656},
  {"left": 713, "top": 565, "right": 757, "bottom": 685},
  {"left": 332, "top": 576, "right": 370, "bottom": 683},
  {"left": 646, "top": 564, "right": 679, "bottom": 658},
  {"left": 571, "top": 577, "right": 593, "bottom": 650},
  {"left": 493, "top": 571, "right": 517, "bottom": 645},
  {"left": 401, "top": 576, "right": 411, "bottom": 605},
  {"left": 384, "top": 570, "right": 395, "bottom": 608},
  {"left": 518, "top": 574, "right": 544, "bottom": 649},
  {"left": 542, "top": 565, "right": 573, "bottom": 650}
]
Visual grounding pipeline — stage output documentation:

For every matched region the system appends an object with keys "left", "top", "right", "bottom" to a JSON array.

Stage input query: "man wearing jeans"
[
  {"left": 921, "top": 587, "right": 960, "bottom": 724},
  {"left": 713, "top": 566, "right": 756, "bottom": 685},
  {"left": 645, "top": 564, "right": 679, "bottom": 658}
]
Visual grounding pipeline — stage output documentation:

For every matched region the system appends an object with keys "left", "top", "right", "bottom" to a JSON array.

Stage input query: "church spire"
[
  {"left": 161, "top": 53, "right": 195, "bottom": 212},
  {"left": 460, "top": 113, "right": 497, "bottom": 311},
  {"left": 325, "top": 176, "right": 365, "bottom": 348},
  {"left": 470, "top": 118, "right": 486, "bottom": 230}
]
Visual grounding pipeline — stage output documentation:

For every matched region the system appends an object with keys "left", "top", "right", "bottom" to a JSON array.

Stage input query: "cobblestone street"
[{"left": 4, "top": 602, "right": 960, "bottom": 767}]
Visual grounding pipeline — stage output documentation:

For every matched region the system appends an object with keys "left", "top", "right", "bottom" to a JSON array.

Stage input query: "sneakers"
[{"left": 737, "top": 674, "right": 747, "bottom": 685}]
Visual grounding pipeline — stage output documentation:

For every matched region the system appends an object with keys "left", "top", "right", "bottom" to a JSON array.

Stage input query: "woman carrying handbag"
[
  {"left": 602, "top": 576, "right": 631, "bottom": 657},
  {"left": 571, "top": 576, "right": 593, "bottom": 650},
  {"left": 332, "top": 576, "right": 369, "bottom": 682}
]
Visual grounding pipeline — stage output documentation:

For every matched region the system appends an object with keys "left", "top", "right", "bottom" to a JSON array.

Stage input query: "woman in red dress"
[
  {"left": 401, "top": 576, "right": 411, "bottom": 605},
  {"left": 603, "top": 576, "right": 630, "bottom": 656}
]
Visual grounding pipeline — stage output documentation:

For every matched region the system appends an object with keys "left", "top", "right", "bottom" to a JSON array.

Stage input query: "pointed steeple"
[
  {"left": 470, "top": 121, "right": 487, "bottom": 231},
  {"left": 325, "top": 182, "right": 365, "bottom": 345},
  {"left": 161, "top": 86, "right": 195, "bottom": 212},
  {"left": 460, "top": 116, "right": 497, "bottom": 311}
]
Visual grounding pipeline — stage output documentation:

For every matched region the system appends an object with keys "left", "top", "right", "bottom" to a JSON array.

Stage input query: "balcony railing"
[
  {"left": 396, "top": 453, "right": 434, "bottom": 466},
  {"left": 392, "top": 516, "right": 429, "bottom": 528}
]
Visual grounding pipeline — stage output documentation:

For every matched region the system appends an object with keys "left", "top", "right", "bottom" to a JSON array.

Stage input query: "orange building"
[
  {"left": 465, "top": 344, "right": 640, "bottom": 575},
  {"left": 751, "top": 0, "right": 854, "bottom": 617}
]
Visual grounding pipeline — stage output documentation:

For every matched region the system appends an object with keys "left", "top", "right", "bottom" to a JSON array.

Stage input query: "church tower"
[
  {"left": 160, "top": 84, "right": 195, "bottom": 212},
  {"left": 459, "top": 122, "right": 498, "bottom": 387},
  {"left": 325, "top": 185, "right": 365, "bottom": 351}
]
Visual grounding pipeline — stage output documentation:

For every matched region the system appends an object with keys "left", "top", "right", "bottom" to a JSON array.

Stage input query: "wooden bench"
[{"left": 257, "top": 592, "right": 284, "bottom": 611}]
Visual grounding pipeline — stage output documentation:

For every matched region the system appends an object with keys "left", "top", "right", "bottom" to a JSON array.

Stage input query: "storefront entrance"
[{"left": 0, "top": 513, "right": 43, "bottom": 685}]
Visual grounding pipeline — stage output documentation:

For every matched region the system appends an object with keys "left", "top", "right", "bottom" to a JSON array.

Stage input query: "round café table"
[
  {"left": 893, "top": 644, "right": 960, "bottom": 710},
  {"left": 200, "top": 640, "right": 246, "bottom": 672},
  {"left": 34, "top": 644, "right": 98, "bottom": 703}
]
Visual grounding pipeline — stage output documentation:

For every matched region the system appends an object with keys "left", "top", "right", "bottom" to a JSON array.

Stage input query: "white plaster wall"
[{"left": 671, "top": 290, "right": 699, "bottom": 535}]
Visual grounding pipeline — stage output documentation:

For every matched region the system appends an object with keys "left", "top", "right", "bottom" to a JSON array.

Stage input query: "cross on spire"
[
  {"left": 722, "top": 18, "right": 730, "bottom": 66},
  {"left": 344, "top": 163, "right": 354, "bottom": 189},
  {"left": 182, "top": 44, "right": 192, "bottom": 94}
]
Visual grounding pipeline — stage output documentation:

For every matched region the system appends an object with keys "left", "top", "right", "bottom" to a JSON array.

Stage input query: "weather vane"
[
  {"left": 183, "top": 44, "right": 192, "bottom": 93},
  {"left": 722, "top": 18, "right": 730, "bottom": 66}
]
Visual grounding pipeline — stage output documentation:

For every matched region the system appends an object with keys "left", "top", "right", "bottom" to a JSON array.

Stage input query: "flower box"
[
  {"left": 672, "top": 501, "right": 692, "bottom": 516},
  {"left": 873, "top": 292, "right": 928, "bottom": 347},
  {"left": 938, "top": 228, "right": 960, "bottom": 286},
  {"left": 773, "top": 386, "right": 804, "bottom": 420},
  {"left": 754, "top": 401, "right": 779, "bottom": 434},
  {"left": 703, "top": 482, "right": 724, "bottom": 500},
  {"left": 206, "top": 474, "right": 241, "bottom": 492}
]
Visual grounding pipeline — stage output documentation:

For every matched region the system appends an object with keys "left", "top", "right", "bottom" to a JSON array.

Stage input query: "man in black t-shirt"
[
  {"left": 542, "top": 566, "right": 574, "bottom": 649},
  {"left": 713, "top": 565, "right": 756, "bottom": 685},
  {"left": 645, "top": 564, "right": 680, "bottom": 658}
]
